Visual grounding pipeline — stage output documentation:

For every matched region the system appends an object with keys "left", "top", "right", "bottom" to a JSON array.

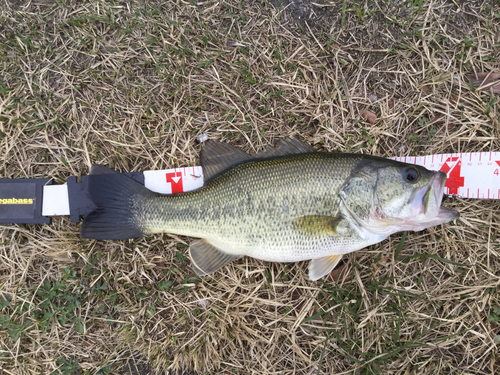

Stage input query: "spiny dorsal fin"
[
  {"left": 201, "top": 137, "right": 316, "bottom": 183},
  {"left": 200, "top": 140, "right": 252, "bottom": 183},
  {"left": 309, "top": 255, "right": 343, "bottom": 281},
  {"left": 189, "top": 239, "right": 241, "bottom": 276},
  {"left": 254, "top": 137, "right": 316, "bottom": 158}
]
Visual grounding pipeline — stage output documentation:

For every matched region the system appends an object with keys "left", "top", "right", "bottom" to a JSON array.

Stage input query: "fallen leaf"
[
  {"left": 420, "top": 84, "right": 431, "bottom": 93},
  {"left": 361, "top": 109, "right": 377, "bottom": 124},
  {"left": 466, "top": 72, "right": 500, "bottom": 93}
]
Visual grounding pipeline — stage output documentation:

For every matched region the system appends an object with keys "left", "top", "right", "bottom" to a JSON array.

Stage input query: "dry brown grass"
[{"left": 0, "top": 0, "right": 499, "bottom": 374}]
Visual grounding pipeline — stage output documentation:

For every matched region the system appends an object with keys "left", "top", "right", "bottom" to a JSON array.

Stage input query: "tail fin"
[{"left": 80, "top": 164, "right": 153, "bottom": 240}]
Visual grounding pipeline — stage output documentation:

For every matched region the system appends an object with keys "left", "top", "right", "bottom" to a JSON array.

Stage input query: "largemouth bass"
[{"left": 81, "top": 138, "right": 459, "bottom": 280}]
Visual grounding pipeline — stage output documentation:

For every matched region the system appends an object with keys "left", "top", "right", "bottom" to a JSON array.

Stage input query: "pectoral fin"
[
  {"left": 308, "top": 254, "right": 343, "bottom": 281},
  {"left": 292, "top": 215, "right": 342, "bottom": 237},
  {"left": 189, "top": 239, "right": 241, "bottom": 276}
]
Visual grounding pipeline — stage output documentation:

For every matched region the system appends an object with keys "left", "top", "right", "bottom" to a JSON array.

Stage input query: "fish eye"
[{"left": 403, "top": 167, "right": 420, "bottom": 184}]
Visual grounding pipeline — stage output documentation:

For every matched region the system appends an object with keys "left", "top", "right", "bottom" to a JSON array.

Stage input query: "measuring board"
[
  {"left": 0, "top": 152, "right": 498, "bottom": 224},
  {"left": 135, "top": 152, "right": 500, "bottom": 199}
]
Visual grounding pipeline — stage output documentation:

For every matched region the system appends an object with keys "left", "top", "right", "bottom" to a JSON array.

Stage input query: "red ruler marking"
[{"left": 166, "top": 170, "right": 184, "bottom": 194}]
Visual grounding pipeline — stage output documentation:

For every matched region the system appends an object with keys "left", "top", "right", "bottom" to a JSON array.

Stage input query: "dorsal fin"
[
  {"left": 254, "top": 137, "right": 315, "bottom": 158},
  {"left": 201, "top": 140, "right": 252, "bottom": 183},
  {"left": 201, "top": 137, "right": 316, "bottom": 183}
]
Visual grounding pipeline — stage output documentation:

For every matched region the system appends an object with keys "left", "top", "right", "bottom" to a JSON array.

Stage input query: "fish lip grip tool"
[{"left": 0, "top": 152, "right": 498, "bottom": 225}]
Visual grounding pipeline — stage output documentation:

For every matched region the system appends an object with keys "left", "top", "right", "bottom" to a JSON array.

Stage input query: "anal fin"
[
  {"left": 189, "top": 239, "right": 240, "bottom": 276},
  {"left": 308, "top": 254, "right": 343, "bottom": 281}
]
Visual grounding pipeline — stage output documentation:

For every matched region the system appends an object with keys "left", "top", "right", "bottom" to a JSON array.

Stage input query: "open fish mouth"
[
  {"left": 434, "top": 172, "right": 459, "bottom": 221},
  {"left": 432, "top": 171, "right": 447, "bottom": 208},
  {"left": 421, "top": 171, "right": 446, "bottom": 214},
  {"left": 417, "top": 170, "right": 459, "bottom": 222}
]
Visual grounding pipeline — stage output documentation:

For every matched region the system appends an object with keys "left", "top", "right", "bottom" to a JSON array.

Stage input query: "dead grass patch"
[{"left": 0, "top": 0, "right": 499, "bottom": 374}]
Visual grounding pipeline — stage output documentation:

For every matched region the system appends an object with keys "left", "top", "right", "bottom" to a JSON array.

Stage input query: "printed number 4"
[{"left": 495, "top": 169, "right": 499, "bottom": 176}]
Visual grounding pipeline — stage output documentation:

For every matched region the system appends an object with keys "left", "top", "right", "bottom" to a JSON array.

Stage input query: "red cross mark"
[
  {"left": 440, "top": 157, "right": 465, "bottom": 195},
  {"left": 166, "top": 171, "right": 184, "bottom": 194}
]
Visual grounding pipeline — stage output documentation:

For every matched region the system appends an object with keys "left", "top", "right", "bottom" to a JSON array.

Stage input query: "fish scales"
[{"left": 136, "top": 153, "right": 364, "bottom": 262}]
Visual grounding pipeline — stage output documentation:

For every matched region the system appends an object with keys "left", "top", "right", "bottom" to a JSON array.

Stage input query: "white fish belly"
[{"left": 206, "top": 229, "right": 387, "bottom": 263}]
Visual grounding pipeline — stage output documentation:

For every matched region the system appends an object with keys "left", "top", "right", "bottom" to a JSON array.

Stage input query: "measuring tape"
[
  {"left": 391, "top": 152, "right": 500, "bottom": 199},
  {"left": 41, "top": 151, "right": 498, "bottom": 217},
  {"left": 0, "top": 152, "right": 498, "bottom": 225},
  {"left": 138, "top": 152, "right": 500, "bottom": 199}
]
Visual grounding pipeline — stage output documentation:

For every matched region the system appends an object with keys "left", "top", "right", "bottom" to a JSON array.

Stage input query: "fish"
[{"left": 80, "top": 138, "right": 459, "bottom": 280}]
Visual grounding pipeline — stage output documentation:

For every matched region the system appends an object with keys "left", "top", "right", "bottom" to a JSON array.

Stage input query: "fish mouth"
[
  {"left": 419, "top": 171, "right": 459, "bottom": 222},
  {"left": 423, "top": 171, "right": 445, "bottom": 213}
]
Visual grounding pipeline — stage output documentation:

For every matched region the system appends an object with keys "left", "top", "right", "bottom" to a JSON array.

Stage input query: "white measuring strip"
[
  {"left": 41, "top": 152, "right": 499, "bottom": 217},
  {"left": 143, "top": 166, "right": 204, "bottom": 194}
]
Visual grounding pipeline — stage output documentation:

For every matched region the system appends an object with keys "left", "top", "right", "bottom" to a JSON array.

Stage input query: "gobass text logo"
[{"left": 0, "top": 198, "right": 34, "bottom": 204}]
